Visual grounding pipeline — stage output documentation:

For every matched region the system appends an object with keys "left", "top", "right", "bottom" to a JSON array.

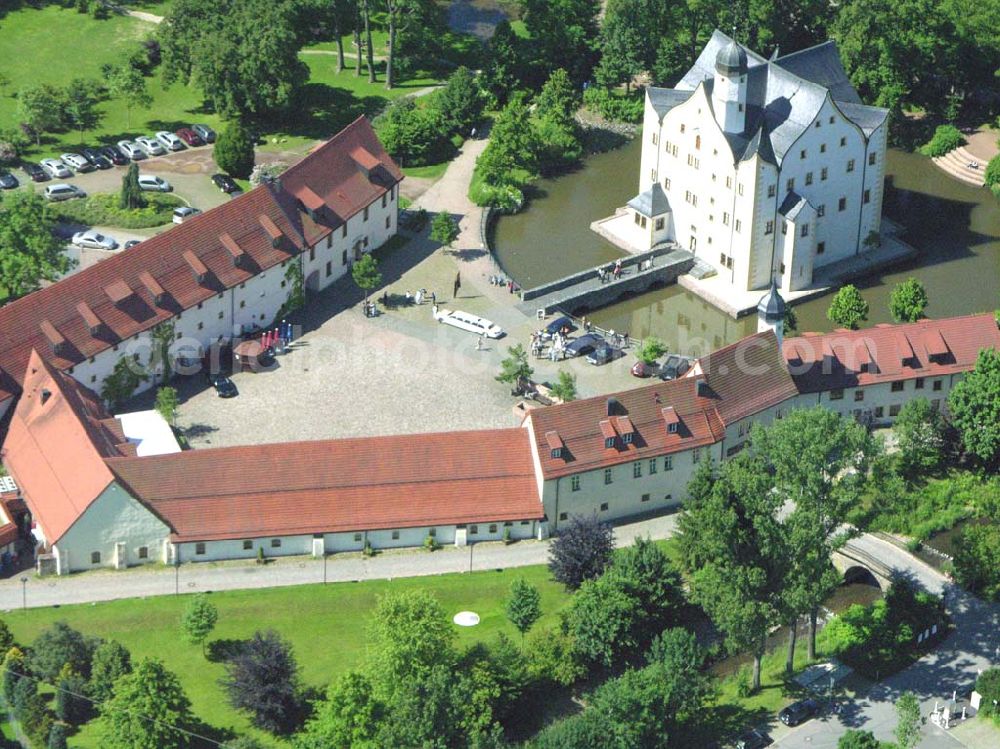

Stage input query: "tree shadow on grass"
[{"left": 205, "top": 637, "right": 249, "bottom": 663}]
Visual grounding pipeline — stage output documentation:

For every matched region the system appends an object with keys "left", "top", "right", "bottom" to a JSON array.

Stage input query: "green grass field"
[
  {"left": 4, "top": 565, "right": 572, "bottom": 748},
  {"left": 0, "top": 5, "right": 445, "bottom": 161}
]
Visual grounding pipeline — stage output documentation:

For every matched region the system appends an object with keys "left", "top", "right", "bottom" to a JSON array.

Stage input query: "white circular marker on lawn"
[{"left": 453, "top": 611, "right": 480, "bottom": 627}]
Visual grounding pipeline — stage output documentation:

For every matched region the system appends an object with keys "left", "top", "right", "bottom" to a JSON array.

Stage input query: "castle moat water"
[{"left": 494, "top": 137, "right": 1000, "bottom": 356}]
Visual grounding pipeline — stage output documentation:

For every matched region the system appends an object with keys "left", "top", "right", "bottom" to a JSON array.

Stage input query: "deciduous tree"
[
  {"left": 495, "top": 343, "right": 533, "bottom": 391},
  {"left": 155, "top": 387, "right": 179, "bottom": 427},
  {"left": 948, "top": 349, "right": 1000, "bottom": 467},
  {"left": 366, "top": 590, "right": 456, "bottom": 690},
  {"left": 636, "top": 336, "right": 667, "bottom": 365},
  {"left": 894, "top": 398, "right": 945, "bottom": 475},
  {"left": 62, "top": 79, "right": 102, "bottom": 142},
  {"left": 99, "top": 658, "right": 195, "bottom": 749},
  {"left": 827, "top": 284, "right": 869, "bottom": 330},
  {"left": 889, "top": 277, "right": 928, "bottom": 322},
  {"left": 430, "top": 211, "right": 459, "bottom": 248},
  {"left": 294, "top": 670, "right": 384, "bottom": 749},
  {"left": 104, "top": 63, "right": 151, "bottom": 129},
  {"left": 16, "top": 84, "right": 63, "bottom": 145},
  {"left": 838, "top": 729, "right": 881, "bottom": 749},
  {"left": 89, "top": 640, "right": 133, "bottom": 704},
  {"left": 894, "top": 690, "right": 922, "bottom": 749},
  {"left": 222, "top": 630, "right": 301, "bottom": 734},
  {"left": 180, "top": 594, "right": 217, "bottom": 654},
  {"left": 213, "top": 121, "right": 255, "bottom": 179},
  {"left": 350, "top": 253, "right": 381, "bottom": 302},
  {"left": 549, "top": 370, "right": 578, "bottom": 402},
  {"left": 952, "top": 523, "right": 1000, "bottom": 601},
  {"left": 505, "top": 578, "right": 542, "bottom": 644},
  {"left": 29, "top": 622, "right": 100, "bottom": 681},
  {"left": 548, "top": 513, "right": 614, "bottom": 590},
  {"left": 0, "top": 189, "right": 73, "bottom": 299},
  {"left": 479, "top": 20, "right": 523, "bottom": 108},
  {"left": 432, "top": 67, "right": 483, "bottom": 134}
]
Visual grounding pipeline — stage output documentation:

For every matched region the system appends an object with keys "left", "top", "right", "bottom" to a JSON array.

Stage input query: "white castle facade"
[{"left": 618, "top": 31, "right": 888, "bottom": 294}]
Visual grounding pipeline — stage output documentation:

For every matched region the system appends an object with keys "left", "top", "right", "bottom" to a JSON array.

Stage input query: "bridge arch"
[{"left": 841, "top": 564, "right": 883, "bottom": 590}]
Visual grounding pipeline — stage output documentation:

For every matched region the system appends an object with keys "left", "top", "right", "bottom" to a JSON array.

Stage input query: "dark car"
[
  {"left": 659, "top": 354, "right": 691, "bottom": 381},
  {"left": 544, "top": 315, "right": 577, "bottom": 337},
  {"left": 564, "top": 332, "right": 604, "bottom": 358},
  {"left": 193, "top": 124, "right": 216, "bottom": 143},
  {"left": 124, "top": 240, "right": 141, "bottom": 249},
  {"left": 23, "top": 162, "right": 48, "bottom": 182},
  {"left": 734, "top": 728, "right": 772, "bottom": 749},
  {"left": 176, "top": 127, "right": 205, "bottom": 147},
  {"left": 81, "top": 147, "right": 112, "bottom": 170},
  {"left": 778, "top": 698, "right": 820, "bottom": 727},
  {"left": 211, "top": 173, "right": 240, "bottom": 194},
  {"left": 209, "top": 375, "right": 238, "bottom": 398},
  {"left": 0, "top": 171, "right": 18, "bottom": 190},
  {"left": 99, "top": 145, "right": 129, "bottom": 166},
  {"left": 587, "top": 344, "right": 624, "bottom": 366}
]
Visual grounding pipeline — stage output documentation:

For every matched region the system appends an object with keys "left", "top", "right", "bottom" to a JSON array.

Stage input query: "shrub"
[
  {"left": 375, "top": 99, "right": 452, "bottom": 167},
  {"left": 469, "top": 174, "right": 524, "bottom": 212},
  {"left": 423, "top": 534, "right": 440, "bottom": 552},
  {"left": 214, "top": 121, "right": 256, "bottom": 179},
  {"left": 985, "top": 155, "right": 1000, "bottom": 196},
  {"left": 89, "top": 0, "right": 109, "bottom": 19},
  {"left": 49, "top": 193, "right": 183, "bottom": 230},
  {"left": 919, "top": 125, "right": 965, "bottom": 157},
  {"left": 952, "top": 522, "right": 1000, "bottom": 601},
  {"left": 975, "top": 667, "right": 1000, "bottom": 719},
  {"left": 583, "top": 87, "right": 644, "bottom": 123},
  {"left": 734, "top": 665, "right": 754, "bottom": 697}
]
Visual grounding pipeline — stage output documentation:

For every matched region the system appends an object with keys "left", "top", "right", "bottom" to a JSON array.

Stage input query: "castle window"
[
  {"left": 571, "top": 475, "right": 580, "bottom": 491},
  {"left": 780, "top": 263, "right": 786, "bottom": 274},
  {"left": 869, "top": 152, "right": 877, "bottom": 166},
  {"left": 829, "top": 116, "right": 835, "bottom": 124},
  {"left": 720, "top": 252, "right": 726, "bottom": 264},
  {"left": 727, "top": 256, "right": 733, "bottom": 269},
  {"left": 805, "top": 172, "right": 813, "bottom": 186},
  {"left": 680, "top": 124, "right": 686, "bottom": 133},
  {"left": 840, "top": 136, "right": 847, "bottom": 147},
  {"left": 392, "top": 530, "right": 400, "bottom": 540},
  {"left": 786, "top": 178, "right": 794, "bottom": 192},
  {"left": 801, "top": 225, "right": 809, "bottom": 237},
  {"left": 600, "top": 503, "right": 609, "bottom": 512},
  {"left": 817, "top": 205, "right": 825, "bottom": 217},
  {"left": 863, "top": 189, "right": 871, "bottom": 204},
  {"left": 664, "top": 177, "right": 671, "bottom": 190},
  {"left": 692, "top": 448, "right": 702, "bottom": 463},
  {"left": 695, "top": 135, "right": 701, "bottom": 150},
  {"left": 820, "top": 143, "right": 827, "bottom": 153},
  {"left": 815, "top": 120, "right": 821, "bottom": 128},
  {"left": 91, "top": 552, "right": 101, "bottom": 564},
  {"left": 800, "top": 149, "right": 807, "bottom": 160},
  {"left": 664, "top": 456, "right": 673, "bottom": 470},
  {"left": 723, "top": 212, "right": 730, "bottom": 225},
  {"left": 735, "top": 219, "right": 742, "bottom": 232},
  {"left": 655, "top": 217, "right": 664, "bottom": 230},
  {"left": 821, "top": 167, "right": 828, "bottom": 181},
  {"left": 649, "top": 459, "right": 657, "bottom": 474},
  {"left": 138, "top": 546, "right": 148, "bottom": 559},
  {"left": 633, "top": 462, "right": 642, "bottom": 478},
  {"left": 726, "top": 176, "right": 732, "bottom": 189},
  {"left": 830, "top": 388, "right": 844, "bottom": 400},
  {"left": 817, "top": 241, "right": 825, "bottom": 254},
  {"left": 767, "top": 184, "right": 775, "bottom": 198},
  {"left": 847, "top": 159, "right": 855, "bottom": 173},
  {"left": 738, "top": 183, "right": 744, "bottom": 196},
  {"left": 889, "top": 404, "right": 901, "bottom": 417},
  {"left": 915, "top": 378, "right": 925, "bottom": 389},
  {"left": 604, "top": 469, "right": 613, "bottom": 485},
  {"left": 244, "top": 540, "right": 253, "bottom": 549},
  {"left": 891, "top": 381, "right": 904, "bottom": 392},
  {"left": 933, "top": 380, "right": 942, "bottom": 391},
  {"left": 765, "top": 220, "right": 774, "bottom": 235},
  {"left": 838, "top": 197, "right": 847, "bottom": 211},
  {"left": 651, "top": 168, "right": 657, "bottom": 181},
  {"left": 651, "top": 132, "right": 658, "bottom": 145},
  {"left": 782, "top": 222, "right": 788, "bottom": 235},
  {"left": 738, "top": 103, "right": 744, "bottom": 112}
]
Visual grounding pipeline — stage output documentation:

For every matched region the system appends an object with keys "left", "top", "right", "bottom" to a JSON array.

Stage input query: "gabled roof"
[
  {"left": 107, "top": 428, "right": 542, "bottom": 541},
  {"left": 647, "top": 88, "right": 695, "bottom": 120},
  {"left": 277, "top": 116, "right": 403, "bottom": 247},
  {"left": 779, "top": 190, "right": 811, "bottom": 220},
  {"left": 2, "top": 351, "right": 129, "bottom": 544},
  {"left": 740, "top": 123, "right": 777, "bottom": 164},
  {"left": 627, "top": 183, "right": 671, "bottom": 217},
  {"left": 773, "top": 41, "right": 861, "bottom": 104},
  {"left": 835, "top": 102, "right": 890, "bottom": 137},
  {"left": 783, "top": 314, "right": 1000, "bottom": 393}
]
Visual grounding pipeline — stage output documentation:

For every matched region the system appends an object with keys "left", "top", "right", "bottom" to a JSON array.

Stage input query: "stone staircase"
[
  {"left": 688, "top": 257, "right": 717, "bottom": 280},
  {"left": 932, "top": 146, "right": 987, "bottom": 187}
]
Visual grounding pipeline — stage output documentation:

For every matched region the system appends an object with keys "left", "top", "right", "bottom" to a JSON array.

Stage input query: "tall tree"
[
  {"left": 948, "top": 349, "right": 1000, "bottom": 468},
  {"left": 104, "top": 63, "right": 151, "bottom": 129},
  {"left": 477, "top": 93, "right": 539, "bottom": 188},
  {"left": 0, "top": 190, "right": 72, "bottom": 299},
  {"left": 180, "top": 594, "right": 218, "bottom": 654},
  {"left": 29, "top": 622, "right": 99, "bottom": 681},
  {"left": 894, "top": 690, "right": 922, "bottom": 749},
  {"left": 155, "top": 386, "right": 179, "bottom": 427},
  {"left": 549, "top": 369, "right": 578, "bottom": 402},
  {"left": 679, "top": 453, "right": 785, "bottom": 691},
  {"left": 752, "top": 408, "right": 878, "bottom": 659},
  {"left": 889, "top": 277, "right": 929, "bottom": 322},
  {"left": 351, "top": 253, "right": 382, "bottom": 302},
  {"left": 505, "top": 578, "right": 542, "bottom": 645},
  {"left": 894, "top": 397, "right": 945, "bottom": 475},
  {"left": 99, "top": 658, "right": 195, "bottom": 749},
  {"left": 430, "top": 212, "right": 460, "bottom": 248},
  {"left": 433, "top": 67, "right": 484, "bottom": 134},
  {"left": 361, "top": 0, "right": 375, "bottom": 83},
  {"left": 222, "top": 630, "right": 301, "bottom": 734},
  {"left": 120, "top": 163, "right": 146, "bottom": 210},
  {"left": 548, "top": 513, "right": 614, "bottom": 590},
  {"left": 596, "top": 0, "right": 646, "bottom": 92},
  {"left": 16, "top": 84, "right": 63, "bottom": 145},
  {"left": 89, "top": 640, "right": 133, "bottom": 704},
  {"left": 294, "top": 670, "right": 384, "bottom": 749},
  {"left": 62, "top": 79, "right": 102, "bottom": 142},
  {"left": 495, "top": 343, "right": 533, "bottom": 390},
  {"left": 827, "top": 284, "right": 869, "bottom": 330},
  {"left": 366, "top": 590, "right": 456, "bottom": 691},
  {"left": 214, "top": 120, "right": 256, "bottom": 179},
  {"left": 520, "top": 0, "right": 600, "bottom": 86},
  {"left": 479, "top": 20, "right": 522, "bottom": 108}
]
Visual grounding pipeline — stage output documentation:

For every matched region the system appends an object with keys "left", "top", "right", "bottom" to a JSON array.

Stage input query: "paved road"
[
  {"left": 775, "top": 534, "right": 1000, "bottom": 749},
  {"left": 0, "top": 514, "right": 679, "bottom": 611}
]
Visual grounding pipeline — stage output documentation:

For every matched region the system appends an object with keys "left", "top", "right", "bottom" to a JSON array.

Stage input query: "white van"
[
  {"left": 434, "top": 309, "right": 505, "bottom": 338},
  {"left": 44, "top": 183, "right": 86, "bottom": 201}
]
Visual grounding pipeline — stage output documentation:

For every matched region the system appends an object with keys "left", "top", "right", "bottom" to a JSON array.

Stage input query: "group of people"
[
  {"left": 597, "top": 259, "right": 625, "bottom": 284},
  {"left": 374, "top": 288, "right": 436, "bottom": 314},
  {"left": 530, "top": 329, "right": 568, "bottom": 361},
  {"left": 490, "top": 275, "right": 518, "bottom": 295}
]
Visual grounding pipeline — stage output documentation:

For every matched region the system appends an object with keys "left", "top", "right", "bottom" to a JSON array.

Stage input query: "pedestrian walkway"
[{"left": 0, "top": 514, "right": 679, "bottom": 611}]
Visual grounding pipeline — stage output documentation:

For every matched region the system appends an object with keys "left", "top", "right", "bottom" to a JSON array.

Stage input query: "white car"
[
  {"left": 135, "top": 136, "right": 166, "bottom": 157},
  {"left": 172, "top": 206, "right": 200, "bottom": 224},
  {"left": 40, "top": 158, "right": 72, "bottom": 178},
  {"left": 138, "top": 175, "right": 171, "bottom": 192},
  {"left": 71, "top": 229, "right": 118, "bottom": 250},
  {"left": 434, "top": 309, "right": 505, "bottom": 338},
  {"left": 117, "top": 141, "right": 145, "bottom": 160},
  {"left": 61, "top": 153, "right": 94, "bottom": 173},
  {"left": 155, "top": 131, "right": 185, "bottom": 151},
  {"left": 43, "top": 183, "right": 86, "bottom": 201}
]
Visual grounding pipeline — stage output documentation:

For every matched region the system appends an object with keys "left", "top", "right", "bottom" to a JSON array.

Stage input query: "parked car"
[
  {"left": 117, "top": 141, "right": 145, "bottom": 160},
  {"left": 0, "top": 171, "right": 18, "bottom": 190},
  {"left": 124, "top": 239, "right": 141, "bottom": 249},
  {"left": 99, "top": 145, "right": 129, "bottom": 166},
  {"left": 564, "top": 332, "right": 604, "bottom": 358},
  {"left": 543, "top": 315, "right": 577, "bottom": 337},
  {"left": 61, "top": 153, "right": 94, "bottom": 173},
  {"left": 44, "top": 183, "right": 86, "bottom": 201},
  {"left": 631, "top": 360, "right": 659, "bottom": 378},
  {"left": 192, "top": 124, "right": 216, "bottom": 143},
  {"left": 434, "top": 309, "right": 505, "bottom": 339},
  {"left": 659, "top": 354, "right": 691, "bottom": 381},
  {"left": 23, "top": 162, "right": 47, "bottom": 182},
  {"left": 71, "top": 229, "right": 118, "bottom": 250},
  {"left": 778, "top": 699, "right": 820, "bottom": 727},
  {"left": 209, "top": 375, "right": 238, "bottom": 398},
  {"left": 135, "top": 136, "right": 166, "bottom": 157},
  {"left": 587, "top": 344, "right": 623, "bottom": 366},
  {"left": 734, "top": 729, "right": 772, "bottom": 749},
  {"left": 155, "top": 131, "right": 185, "bottom": 151},
  {"left": 40, "top": 158, "right": 72, "bottom": 178},
  {"left": 211, "top": 173, "right": 240, "bottom": 194},
  {"left": 138, "top": 175, "right": 171, "bottom": 192},
  {"left": 81, "top": 147, "right": 112, "bottom": 170},
  {"left": 172, "top": 206, "right": 200, "bottom": 224},
  {"left": 176, "top": 127, "right": 204, "bottom": 147}
]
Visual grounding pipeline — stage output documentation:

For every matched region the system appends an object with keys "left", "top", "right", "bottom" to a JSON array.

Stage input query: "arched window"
[{"left": 695, "top": 135, "right": 701, "bottom": 150}]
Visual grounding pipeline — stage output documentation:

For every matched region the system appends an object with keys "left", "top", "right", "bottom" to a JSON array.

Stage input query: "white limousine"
[{"left": 434, "top": 308, "right": 505, "bottom": 338}]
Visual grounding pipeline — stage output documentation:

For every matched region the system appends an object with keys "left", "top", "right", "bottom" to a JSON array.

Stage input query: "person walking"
[
  {"left": 453, "top": 272, "right": 461, "bottom": 299},
  {"left": 431, "top": 291, "right": 436, "bottom": 306},
  {"left": 475, "top": 334, "right": 483, "bottom": 350}
]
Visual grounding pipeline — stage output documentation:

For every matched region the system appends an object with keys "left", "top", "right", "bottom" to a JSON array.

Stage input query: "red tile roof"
[
  {"left": 106, "top": 429, "right": 542, "bottom": 542},
  {"left": 2, "top": 351, "right": 130, "bottom": 544},
  {"left": 0, "top": 117, "right": 401, "bottom": 409},
  {"left": 783, "top": 314, "right": 1000, "bottom": 393},
  {"left": 277, "top": 116, "right": 403, "bottom": 246},
  {"left": 527, "top": 332, "right": 795, "bottom": 480}
]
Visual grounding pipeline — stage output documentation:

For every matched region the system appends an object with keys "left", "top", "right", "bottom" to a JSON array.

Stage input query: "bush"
[
  {"left": 374, "top": 98, "right": 452, "bottom": 167},
  {"left": 583, "top": 87, "right": 644, "bottom": 123},
  {"left": 868, "top": 471, "right": 989, "bottom": 541},
  {"left": 525, "top": 627, "right": 586, "bottom": 687},
  {"left": 423, "top": 534, "right": 440, "bottom": 551},
  {"left": 214, "top": 121, "right": 256, "bottom": 179},
  {"left": 985, "top": 154, "right": 1000, "bottom": 196},
  {"left": 919, "top": 125, "right": 965, "bottom": 157},
  {"left": 48, "top": 193, "right": 183, "bottom": 229},
  {"left": 734, "top": 664, "right": 754, "bottom": 697},
  {"left": 975, "top": 667, "right": 1000, "bottom": 719},
  {"left": 952, "top": 522, "right": 1000, "bottom": 601},
  {"left": 469, "top": 168, "right": 524, "bottom": 212},
  {"left": 89, "top": 0, "right": 109, "bottom": 19}
]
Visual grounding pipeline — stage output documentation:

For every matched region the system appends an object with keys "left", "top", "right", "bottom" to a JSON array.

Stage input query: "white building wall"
[{"left": 56, "top": 482, "right": 170, "bottom": 573}]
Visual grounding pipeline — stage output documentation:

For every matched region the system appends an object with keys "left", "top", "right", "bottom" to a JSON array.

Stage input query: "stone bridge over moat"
[{"left": 831, "top": 535, "right": 898, "bottom": 590}]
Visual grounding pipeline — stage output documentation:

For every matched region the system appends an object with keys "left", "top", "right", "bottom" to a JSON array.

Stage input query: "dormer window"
[
  {"left": 667, "top": 422, "right": 678, "bottom": 434},
  {"left": 551, "top": 447, "right": 562, "bottom": 459},
  {"left": 623, "top": 432, "right": 634, "bottom": 444},
  {"left": 605, "top": 436, "right": 616, "bottom": 449},
  {"left": 600, "top": 419, "right": 618, "bottom": 448},
  {"left": 545, "top": 430, "right": 565, "bottom": 460}
]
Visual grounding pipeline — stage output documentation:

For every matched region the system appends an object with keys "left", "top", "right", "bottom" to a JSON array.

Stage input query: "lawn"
[
  {"left": 0, "top": 5, "right": 446, "bottom": 161},
  {"left": 3, "top": 564, "right": 572, "bottom": 748}
]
